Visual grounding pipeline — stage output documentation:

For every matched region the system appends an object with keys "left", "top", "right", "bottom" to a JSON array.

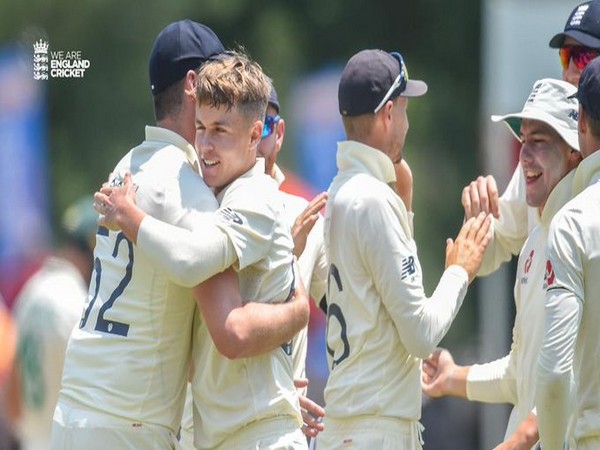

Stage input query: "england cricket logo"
[
  {"left": 32, "top": 38, "right": 91, "bottom": 80},
  {"left": 33, "top": 39, "right": 49, "bottom": 80}
]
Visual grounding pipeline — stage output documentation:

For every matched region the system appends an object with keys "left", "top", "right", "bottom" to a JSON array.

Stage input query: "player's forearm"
[
  {"left": 138, "top": 216, "right": 236, "bottom": 286},
  {"left": 115, "top": 202, "right": 146, "bottom": 245},
  {"left": 398, "top": 265, "right": 468, "bottom": 358},
  {"left": 467, "top": 355, "right": 518, "bottom": 405},
  {"left": 535, "top": 372, "right": 570, "bottom": 450},
  {"left": 221, "top": 295, "right": 309, "bottom": 359},
  {"left": 441, "top": 364, "right": 470, "bottom": 398}
]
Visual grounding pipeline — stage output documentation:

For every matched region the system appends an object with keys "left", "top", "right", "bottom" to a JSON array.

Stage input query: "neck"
[
  {"left": 156, "top": 96, "right": 197, "bottom": 145},
  {"left": 157, "top": 115, "right": 195, "bottom": 145}
]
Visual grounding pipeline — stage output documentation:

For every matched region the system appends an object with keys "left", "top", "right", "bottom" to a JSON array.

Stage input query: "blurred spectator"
[
  {"left": 5, "top": 196, "right": 96, "bottom": 450},
  {"left": 0, "top": 295, "right": 20, "bottom": 449}
]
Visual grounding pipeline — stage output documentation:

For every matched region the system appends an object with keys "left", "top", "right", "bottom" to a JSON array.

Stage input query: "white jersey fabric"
[
  {"left": 466, "top": 169, "right": 575, "bottom": 447},
  {"left": 178, "top": 163, "right": 326, "bottom": 448},
  {"left": 13, "top": 257, "right": 86, "bottom": 450},
  {"left": 273, "top": 164, "right": 328, "bottom": 390},
  {"left": 537, "top": 150, "right": 600, "bottom": 449},
  {"left": 56, "top": 126, "right": 219, "bottom": 440},
  {"left": 191, "top": 160, "right": 301, "bottom": 449},
  {"left": 478, "top": 164, "right": 539, "bottom": 276},
  {"left": 322, "top": 141, "right": 469, "bottom": 433}
]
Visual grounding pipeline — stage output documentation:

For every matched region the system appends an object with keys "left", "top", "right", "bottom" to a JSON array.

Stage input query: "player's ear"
[
  {"left": 184, "top": 70, "right": 197, "bottom": 99},
  {"left": 250, "top": 119, "right": 263, "bottom": 147},
  {"left": 274, "top": 118, "right": 285, "bottom": 156}
]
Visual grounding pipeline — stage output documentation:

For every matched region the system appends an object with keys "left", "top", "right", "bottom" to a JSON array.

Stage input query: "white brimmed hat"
[{"left": 491, "top": 78, "right": 580, "bottom": 151}]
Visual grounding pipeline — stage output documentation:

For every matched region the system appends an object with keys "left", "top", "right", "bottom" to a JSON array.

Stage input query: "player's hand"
[
  {"left": 461, "top": 175, "right": 500, "bottom": 220},
  {"left": 292, "top": 192, "right": 327, "bottom": 258},
  {"left": 294, "top": 378, "right": 325, "bottom": 438},
  {"left": 421, "top": 348, "right": 457, "bottom": 398},
  {"left": 446, "top": 212, "right": 492, "bottom": 283},
  {"left": 94, "top": 172, "right": 138, "bottom": 231},
  {"left": 394, "top": 159, "right": 413, "bottom": 212}
]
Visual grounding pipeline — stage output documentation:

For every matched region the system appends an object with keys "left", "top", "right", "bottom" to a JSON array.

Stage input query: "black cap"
[
  {"left": 338, "top": 49, "right": 428, "bottom": 117},
  {"left": 149, "top": 20, "right": 224, "bottom": 94},
  {"left": 268, "top": 85, "right": 280, "bottom": 113},
  {"left": 575, "top": 56, "right": 600, "bottom": 120},
  {"left": 549, "top": 1, "right": 600, "bottom": 49}
]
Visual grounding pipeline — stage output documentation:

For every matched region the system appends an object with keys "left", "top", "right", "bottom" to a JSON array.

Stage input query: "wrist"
[{"left": 447, "top": 365, "right": 469, "bottom": 398}]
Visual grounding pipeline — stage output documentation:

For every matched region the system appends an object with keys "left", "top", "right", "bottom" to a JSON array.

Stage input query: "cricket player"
[
  {"left": 98, "top": 51, "right": 307, "bottom": 449},
  {"left": 318, "top": 49, "right": 492, "bottom": 450},
  {"left": 53, "top": 22, "right": 308, "bottom": 450},
  {"left": 464, "top": 0, "right": 600, "bottom": 275},
  {"left": 422, "top": 78, "right": 582, "bottom": 449},
  {"left": 536, "top": 57, "right": 600, "bottom": 450}
]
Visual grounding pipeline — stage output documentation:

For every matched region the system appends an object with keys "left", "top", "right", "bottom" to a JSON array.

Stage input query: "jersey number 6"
[{"left": 326, "top": 263, "right": 350, "bottom": 369}]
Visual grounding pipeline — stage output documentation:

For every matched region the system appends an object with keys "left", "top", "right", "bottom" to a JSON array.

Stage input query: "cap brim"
[
  {"left": 491, "top": 112, "right": 579, "bottom": 151},
  {"left": 401, "top": 79, "right": 428, "bottom": 98},
  {"left": 549, "top": 30, "right": 600, "bottom": 49}
]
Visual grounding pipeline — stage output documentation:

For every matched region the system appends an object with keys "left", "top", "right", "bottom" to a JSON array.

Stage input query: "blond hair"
[{"left": 196, "top": 50, "right": 271, "bottom": 121}]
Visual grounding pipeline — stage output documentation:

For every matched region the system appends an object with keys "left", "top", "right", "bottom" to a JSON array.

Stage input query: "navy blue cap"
[
  {"left": 149, "top": 20, "right": 224, "bottom": 94},
  {"left": 574, "top": 56, "right": 600, "bottom": 120},
  {"left": 338, "top": 49, "right": 427, "bottom": 117},
  {"left": 549, "top": 1, "right": 600, "bottom": 49},
  {"left": 268, "top": 86, "right": 280, "bottom": 113}
]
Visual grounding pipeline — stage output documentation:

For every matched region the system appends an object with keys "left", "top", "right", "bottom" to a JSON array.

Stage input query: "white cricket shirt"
[
  {"left": 190, "top": 160, "right": 301, "bottom": 449},
  {"left": 323, "top": 140, "right": 469, "bottom": 422},
  {"left": 466, "top": 170, "right": 575, "bottom": 446},
  {"left": 59, "top": 126, "right": 218, "bottom": 434},
  {"left": 537, "top": 149, "right": 600, "bottom": 449}
]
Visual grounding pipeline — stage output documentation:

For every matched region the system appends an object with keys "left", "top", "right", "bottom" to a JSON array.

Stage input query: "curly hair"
[{"left": 196, "top": 50, "right": 271, "bottom": 121}]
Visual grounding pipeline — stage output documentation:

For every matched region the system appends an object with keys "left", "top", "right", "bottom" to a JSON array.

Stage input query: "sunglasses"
[
  {"left": 261, "top": 114, "right": 280, "bottom": 139},
  {"left": 374, "top": 52, "right": 408, "bottom": 113},
  {"left": 559, "top": 45, "right": 599, "bottom": 71}
]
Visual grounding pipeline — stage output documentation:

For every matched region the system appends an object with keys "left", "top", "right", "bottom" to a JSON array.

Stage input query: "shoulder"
[
  {"left": 334, "top": 174, "right": 395, "bottom": 211},
  {"left": 222, "top": 172, "right": 281, "bottom": 212},
  {"left": 279, "top": 191, "right": 310, "bottom": 217}
]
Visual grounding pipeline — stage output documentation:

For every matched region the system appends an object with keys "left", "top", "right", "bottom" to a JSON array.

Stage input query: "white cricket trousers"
[
  {"left": 51, "top": 400, "right": 180, "bottom": 450},
  {"left": 316, "top": 416, "right": 424, "bottom": 450}
]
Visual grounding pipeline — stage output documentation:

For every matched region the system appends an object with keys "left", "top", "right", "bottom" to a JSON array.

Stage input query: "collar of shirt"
[
  {"left": 572, "top": 149, "right": 600, "bottom": 197},
  {"left": 336, "top": 140, "right": 397, "bottom": 186},
  {"left": 145, "top": 125, "right": 200, "bottom": 173},
  {"left": 540, "top": 169, "right": 576, "bottom": 227},
  {"left": 216, "top": 158, "right": 272, "bottom": 202},
  {"left": 272, "top": 163, "right": 286, "bottom": 187}
]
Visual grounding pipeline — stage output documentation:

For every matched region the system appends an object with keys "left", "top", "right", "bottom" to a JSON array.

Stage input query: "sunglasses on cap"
[
  {"left": 559, "top": 46, "right": 599, "bottom": 71},
  {"left": 261, "top": 114, "right": 280, "bottom": 139},
  {"left": 373, "top": 52, "right": 408, "bottom": 114}
]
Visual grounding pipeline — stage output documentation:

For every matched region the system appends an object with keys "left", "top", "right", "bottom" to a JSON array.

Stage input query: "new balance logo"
[
  {"left": 401, "top": 256, "right": 416, "bottom": 280},
  {"left": 218, "top": 207, "right": 243, "bottom": 225}
]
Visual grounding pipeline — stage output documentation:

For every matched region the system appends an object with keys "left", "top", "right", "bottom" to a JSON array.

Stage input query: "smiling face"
[
  {"left": 519, "top": 118, "right": 579, "bottom": 211},
  {"left": 195, "top": 103, "right": 262, "bottom": 193},
  {"left": 193, "top": 51, "right": 271, "bottom": 193}
]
